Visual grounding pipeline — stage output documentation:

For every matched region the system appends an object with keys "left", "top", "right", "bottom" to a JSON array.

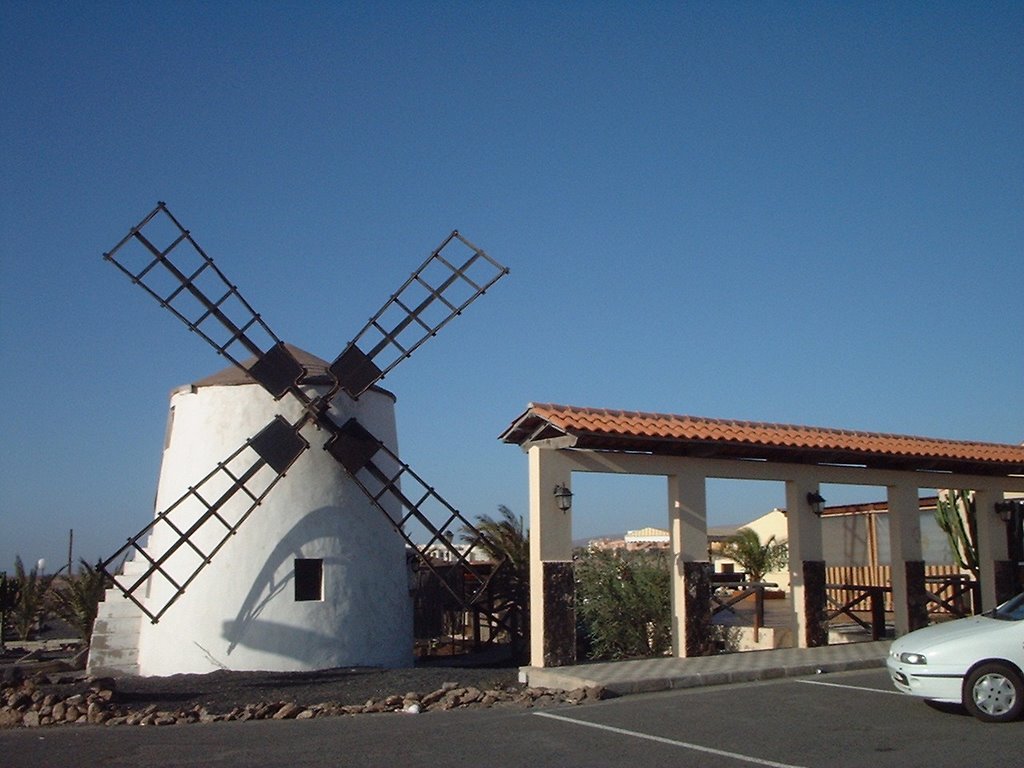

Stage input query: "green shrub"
[{"left": 575, "top": 549, "right": 671, "bottom": 660}]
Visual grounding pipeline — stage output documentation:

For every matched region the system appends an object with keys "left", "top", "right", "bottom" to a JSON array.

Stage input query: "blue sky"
[{"left": 2, "top": 2, "right": 1021, "bottom": 572}]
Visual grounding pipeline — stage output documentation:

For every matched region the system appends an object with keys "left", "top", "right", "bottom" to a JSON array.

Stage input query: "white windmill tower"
[{"left": 88, "top": 203, "right": 510, "bottom": 676}]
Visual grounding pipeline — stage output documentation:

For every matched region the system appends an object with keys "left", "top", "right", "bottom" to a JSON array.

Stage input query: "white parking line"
[
  {"left": 796, "top": 679, "right": 902, "bottom": 695},
  {"left": 533, "top": 710, "right": 808, "bottom": 768}
]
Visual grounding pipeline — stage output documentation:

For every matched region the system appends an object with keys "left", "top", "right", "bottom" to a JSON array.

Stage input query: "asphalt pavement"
[{"left": 3, "top": 666, "right": 1021, "bottom": 767}]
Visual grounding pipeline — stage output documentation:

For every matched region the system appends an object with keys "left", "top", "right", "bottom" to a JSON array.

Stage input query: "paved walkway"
[{"left": 521, "top": 640, "right": 890, "bottom": 695}]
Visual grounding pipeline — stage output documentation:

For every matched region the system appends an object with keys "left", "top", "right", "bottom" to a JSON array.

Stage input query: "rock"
[
  {"left": 253, "top": 703, "right": 281, "bottom": 719},
  {"left": 64, "top": 705, "right": 81, "bottom": 722},
  {"left": 0, "top": 709, "right": 23, "bottom": 728},
  {"left": 88, "top": 677, "right": 117, "bottom": 693},
  {"left": 22, "top": 711, "right": 41, "bottom": 727},
  {"left": 295, "top": 708, "right": 316, "bottom": 720},
  {"left": 565, "top": 687, "right": 587, "bottom": 704},
  {"left": 51, "top": 702, "right": 66, "bottom": 721},
  {"left": 7, "top": 692, "right": 31, "bottom": 710},
  {"left": 272, "top": 702, "right": 303, "bottom": 720},
  {"left": 420, "top": 689, "right": 446, "bottom": 706}
]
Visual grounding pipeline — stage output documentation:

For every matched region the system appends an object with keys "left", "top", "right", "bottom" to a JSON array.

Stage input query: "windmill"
[{"left": 89, "top": 202, "right": 511, "bottom": 675}]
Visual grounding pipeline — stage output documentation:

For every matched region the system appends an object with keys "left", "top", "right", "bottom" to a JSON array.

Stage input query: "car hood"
[{"left": 892, "top": 615, "right": 1002, "bottom": 652}]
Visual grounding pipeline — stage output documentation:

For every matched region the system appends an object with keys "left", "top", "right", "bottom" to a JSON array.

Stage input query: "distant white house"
[
  {"left": 624, "top": 526, "right": 669, "bottom": 550},
  {"left": 419, "top": 541, "right": 493, "bottom": 564}
]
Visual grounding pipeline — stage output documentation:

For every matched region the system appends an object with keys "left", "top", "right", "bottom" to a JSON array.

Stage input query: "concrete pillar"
[
  {"left": 527, "top": 446, "right": 575, "bottom": 667},
  {"left": 785, "top": 480, "right": 826, "bottom": 647},
  {"left": 975, "top": 489, "right": 1011, "bottom": 610},
  {"left": 887, "top": 484, "right": 928, "bottom": 635},
  {"left": 667, "top": 471, "right": 711, "bottom": 657}
]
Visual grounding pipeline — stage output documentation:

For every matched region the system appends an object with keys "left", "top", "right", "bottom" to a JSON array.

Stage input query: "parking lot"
[{"left": 2, "top": 669, "right": 1020, "bottom": 767}]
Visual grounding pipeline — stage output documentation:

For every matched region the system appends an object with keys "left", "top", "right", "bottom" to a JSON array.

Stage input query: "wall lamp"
[
  {"left": 554, "top": 484, "right": 573, "bottom": 512},
  {"left": 806, "top": 492, "right": 826, "bottom": 517},
  {"left": 995, "top": 500, "right": 1021, "bottom": 523}
]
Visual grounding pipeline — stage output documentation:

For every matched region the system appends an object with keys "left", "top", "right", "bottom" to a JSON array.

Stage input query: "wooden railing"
[
  {"left": 825, "top": 583, "right": 890, "bottom": 640},
  {"left": 924, "top": 573, "right": 978, "bottom": 617},
  {"left": 711, "top": 581, "right": 775, "bottom": 641},
  {"left": 825, "top": 565, "right": 967, "bottom": 613}
]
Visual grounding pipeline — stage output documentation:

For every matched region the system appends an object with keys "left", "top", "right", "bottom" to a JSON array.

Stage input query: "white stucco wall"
[{"left": 134, "top": 380, "right": 412, "bottom": 675}]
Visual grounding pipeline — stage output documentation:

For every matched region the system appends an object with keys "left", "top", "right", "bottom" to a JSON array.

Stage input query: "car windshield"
[{"left": 992, "top": 592, "right": 1024, "bottom": 621}]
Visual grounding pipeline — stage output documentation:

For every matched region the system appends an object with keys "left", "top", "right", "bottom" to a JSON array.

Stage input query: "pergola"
[{"left": 499, "top": 403, "right": 1024, "bottom": 668}]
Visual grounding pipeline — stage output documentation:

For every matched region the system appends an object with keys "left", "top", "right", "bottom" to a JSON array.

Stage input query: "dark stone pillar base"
[
  {"left": 542, "top": 561, "right": 576, "bottom": 667},
  {"left": 993, "top": 560, "right": 1017, "bottom": 606},
  {"left": 681, "top": 561, "right": 712, "bottom": 656},
  {"left": 802, "top": 560, "right": 828, "bottom": 647},
  {"left": 904, "top": 560, "right": 929, "bottom": 632}
]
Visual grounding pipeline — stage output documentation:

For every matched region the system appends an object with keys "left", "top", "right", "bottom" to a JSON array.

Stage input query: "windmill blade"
[
  {"left": 99, "top": 416, "right": 309, "bottom": 622},
  {"left": 103, "top": 203, "right": 307, "bottom": 401},
  {"left": 324, "top": 417, "right": 511, "bottom": 609},
  {"left": 330, "top": 231, "right": 509, "bottom": 399}
]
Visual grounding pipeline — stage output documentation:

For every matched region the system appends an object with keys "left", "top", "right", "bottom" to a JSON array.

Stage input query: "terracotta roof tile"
[{"left": 499, "top": 403, "right": 1024, "bottom": 476}]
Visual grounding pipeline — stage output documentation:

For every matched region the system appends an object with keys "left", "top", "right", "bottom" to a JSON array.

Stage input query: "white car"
[{"left": 887, "top": 592, "right": 1024, "bottom": 722}]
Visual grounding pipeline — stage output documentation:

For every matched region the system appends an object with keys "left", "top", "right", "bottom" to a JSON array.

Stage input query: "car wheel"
[{"left": 963, "top": 662, "right": 1024, "bottom": 723}]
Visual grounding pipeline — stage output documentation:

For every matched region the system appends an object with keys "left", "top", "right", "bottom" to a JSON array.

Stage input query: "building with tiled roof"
[
  {"left": 500, "top": 402, "right": 1024, "bottom": 670},
  {"left": 501, "top": 403, "right": 1024, "bottom": 476}
]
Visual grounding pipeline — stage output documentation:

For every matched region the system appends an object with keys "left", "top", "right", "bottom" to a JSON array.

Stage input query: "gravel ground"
[{"left": 104, "top": 664, "right": 523, "bottom": 713}]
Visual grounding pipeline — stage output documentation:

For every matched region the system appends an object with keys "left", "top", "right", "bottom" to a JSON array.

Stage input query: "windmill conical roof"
[
  {"left": 184, "top": 344, "right": 395, "bottom": 400},
  {"left": 189, "top": 344, "right": 330, "bottom": 388}
]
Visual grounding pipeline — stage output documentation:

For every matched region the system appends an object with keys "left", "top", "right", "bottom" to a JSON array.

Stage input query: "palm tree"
[
  {"left": 721, "top": 528, "right": 788, "bottom": 583},
  {"left": 48, "top": 559, "right": 110, "bottom": 644},
  {"left": 10, "top": 556, "right": 49, "bottom": 641},
  {"left": 0, "top": 572, "right": 19, "bottom": 648},
  {"left": 461, "top": 505, "right": 529, "bottom": 658},
  {"left": 462, "top": 504, "right": 528, "bottom": 570}
]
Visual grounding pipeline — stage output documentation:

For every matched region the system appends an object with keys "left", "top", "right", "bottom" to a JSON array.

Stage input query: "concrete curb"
[{"left": 521, "top": 641, "right": 890, "bottom": 697}]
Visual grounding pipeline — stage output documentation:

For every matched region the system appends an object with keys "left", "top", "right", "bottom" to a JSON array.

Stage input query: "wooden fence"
[{"left": 825, "top": 564, "right": 970, "bottom": 613}]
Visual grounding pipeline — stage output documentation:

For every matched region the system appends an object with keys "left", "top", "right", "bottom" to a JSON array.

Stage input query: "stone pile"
[{"left": 0, "top": 672, "right": 607, "bottom": 728}]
